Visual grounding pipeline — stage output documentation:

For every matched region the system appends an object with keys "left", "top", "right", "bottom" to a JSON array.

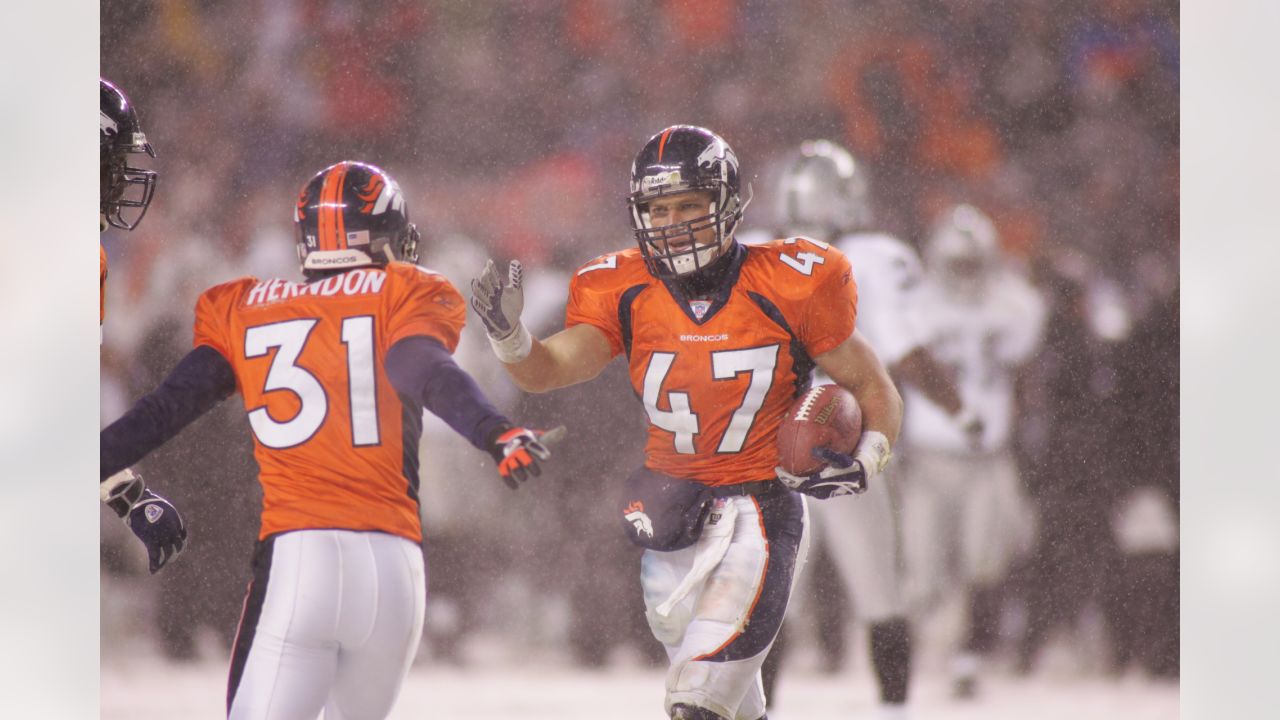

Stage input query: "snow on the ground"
[{"left": 101, "top": 655, "right": 1177, "bottom": 720}]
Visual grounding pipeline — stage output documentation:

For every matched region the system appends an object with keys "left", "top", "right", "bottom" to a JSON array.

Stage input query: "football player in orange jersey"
[
  {"left": 102, "top": 161, "right": 562, "bottom": 720},
  {"left": 99, "top": 77, "right": 188, "bottom": 575},
  {"left": 472, "top": 125, "right": 903, "bottom": 720}
]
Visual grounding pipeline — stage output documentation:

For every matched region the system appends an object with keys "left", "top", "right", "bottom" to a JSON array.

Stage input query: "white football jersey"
[
  {"left": 902, "top": 267, "right": 1047, "bottom": 453},
  {"left": 832, "top": 232, "right": 929, "bottom": 367}
]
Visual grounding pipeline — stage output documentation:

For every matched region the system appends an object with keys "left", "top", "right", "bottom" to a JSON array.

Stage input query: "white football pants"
[
  {"left": 899, "top": 448, "right": 1037, "bottom": 613},
  {"left": 642, "top": 492, "right": 809, "bottom": 720},
  {"left": 809, "top": 462, "right": 907, "bottom": 622},
  {"left": 227, "top": 529, "right": 426, "bottom": 720}
]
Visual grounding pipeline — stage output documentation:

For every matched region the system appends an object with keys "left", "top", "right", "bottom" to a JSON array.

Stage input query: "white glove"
[{"left": 470, "top": 259, "right": 532, "bottom": 362}]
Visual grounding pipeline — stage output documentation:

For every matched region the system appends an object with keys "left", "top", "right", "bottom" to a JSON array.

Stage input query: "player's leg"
[
  {"left": 642, "top": 542, "right": 700, "bottom": 657},
  {"left": 955, "top": 453, "right": 1031, "bottom": 697},
  {"left": 808, "top": 537, "right": 849, "bottom": 671},
  {"left": 757, "top": 619, "right": 786, "bottom": 707},
  {"left": 759, "top": 530, "right": 838, "bottom": 710},
  {"left": 898, "top": 451, "right": 952, "bottom": 616},
  {"left": 324, "top": 532, "right": 426, "bottom": 720},
  {"left": 227, "top": 532, "right": 341, "bottom": 720},
  {"left": 657, "top": 492, "right": 809, "bottom": 719},
  {"left": 814, "top": 465, "right": 912, "bottom": 709}
]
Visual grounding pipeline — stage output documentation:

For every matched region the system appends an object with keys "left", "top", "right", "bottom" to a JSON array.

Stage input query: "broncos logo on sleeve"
[
  {"left": 192, "top": 262, "right": 465, "bottom": 542},
  {"left": 566, "top": 238, "right": 857, "bottom": 486}
]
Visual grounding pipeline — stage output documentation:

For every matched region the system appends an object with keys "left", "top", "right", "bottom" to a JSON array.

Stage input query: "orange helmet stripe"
[
  {"left": 657, "top": 128, "right": 673, "bottom": 162},
  {"left": 317, "top": 163, "right": 350, "bottom": 251},
  {"left": 333, "top": 163, "right": 348, "bottom": 248}
]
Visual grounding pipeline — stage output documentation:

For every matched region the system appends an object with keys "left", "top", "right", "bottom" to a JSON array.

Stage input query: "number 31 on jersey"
[{"left": 245, "top": 316, "right": 380, "bottom": 449}]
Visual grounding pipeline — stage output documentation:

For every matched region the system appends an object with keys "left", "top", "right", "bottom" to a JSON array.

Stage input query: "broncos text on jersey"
[
  {"left": 193, "top": 262, "right": 466, "bottom": 542},
  {"left": 566, "top": 238, "right": 857, "bottom": 486}
]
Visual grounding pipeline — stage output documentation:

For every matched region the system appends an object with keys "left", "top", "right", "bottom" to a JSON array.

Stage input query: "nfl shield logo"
[
  {"left": 144, "top": 504, "right": 164, "bottom": 524},
  {"left": 690, "top": 300, "right": 711, "bottom": 320}
]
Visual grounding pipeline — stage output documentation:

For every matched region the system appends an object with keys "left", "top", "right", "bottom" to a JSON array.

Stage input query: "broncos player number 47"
[{"left": 472, "top": 125, "right": 902, "bottom": 720}]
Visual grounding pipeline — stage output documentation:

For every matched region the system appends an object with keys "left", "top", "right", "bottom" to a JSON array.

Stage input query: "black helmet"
[
  {"left": 626, "top": 125, "right": 749, "bottom": 278},
  {"left": 100, "top": 79, "right": 157, "bottom": 231},
  {"left": 294, "top": 161, "right": 420, "bottom": 278}
]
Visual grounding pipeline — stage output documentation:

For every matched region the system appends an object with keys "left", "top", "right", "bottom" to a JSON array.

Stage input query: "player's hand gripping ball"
[
  {"left": 776, "top": 384, "right": 863, "bottom": 476},
  {"left": 776, "top": 385, "right": 868, "bottom": 498}
]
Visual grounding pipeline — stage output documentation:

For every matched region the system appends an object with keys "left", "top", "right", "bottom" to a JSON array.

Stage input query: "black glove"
[
  {"left": 487, "top": 425, "right": 566, "bottom": 489},
  {"left": 775, "top": 447, "right": 868, "bottom": 499},
  {"left": 103, "top": 469, "right": 187, "bottom": 574}
]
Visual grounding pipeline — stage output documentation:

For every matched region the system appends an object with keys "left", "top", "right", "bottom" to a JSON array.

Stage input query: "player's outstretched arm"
[
  {"left": 813, "top": 329, "right": 904, "bottom": 482},
  {"left": 892, "top": 345, "right": 985, "bottom": 449},
  {"left": 470, "top": 258, "right": 612, "bottom": 393},
  {"left": 100, "top": 345, "right": 233, "bottom": 574},
  {"left": 503, "top": 324, "right": 613, "bottom": 393},
  {"left": 100, "top": 345, "right": 237, "bottom": 479},
  {"left": 892, "top": 346, "right": 961, "bottom": 415},
  {"left": 384, "top": 335, "right": 567, "bottom": 488}
]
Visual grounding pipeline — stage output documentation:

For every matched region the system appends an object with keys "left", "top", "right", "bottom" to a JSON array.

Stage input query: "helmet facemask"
[
  {"left": 100, "top": 80, "right": 158, "bottom": 232},
  {"left": 101, "top": 152, "right": 157, "bottom": 231},
  {"left": 629, "top": 185, "right": 746, "bottom": 277}
]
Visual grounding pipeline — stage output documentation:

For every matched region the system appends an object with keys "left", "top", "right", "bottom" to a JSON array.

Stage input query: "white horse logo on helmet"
[{"left": 624, "top": 501, "right": 654, "bottom": 539}]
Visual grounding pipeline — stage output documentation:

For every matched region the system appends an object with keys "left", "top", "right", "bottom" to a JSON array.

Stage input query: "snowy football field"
[{"left": 101, "top": 654, "right": 1177, "bottom": 719}]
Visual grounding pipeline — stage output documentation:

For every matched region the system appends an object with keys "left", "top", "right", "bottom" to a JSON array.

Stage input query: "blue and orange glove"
[
  {"left": 487, "top": 425, "right": 567, "bottom": 489},
  {"left": 102, "top": 468, "right": 188, "bottom": 574}
]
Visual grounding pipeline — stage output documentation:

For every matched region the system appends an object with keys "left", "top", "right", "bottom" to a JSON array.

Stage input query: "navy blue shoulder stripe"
[
  {"left": 747, "top": 291, "right": 814, "bottom": 399},
  {"left": 618, "top": 284, "right": 650, "bottom": 359}
]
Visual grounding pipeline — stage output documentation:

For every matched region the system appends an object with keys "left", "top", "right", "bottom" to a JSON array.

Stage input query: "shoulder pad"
[{"left": 571, "top": 248, "right": 649, "bottom": 287}]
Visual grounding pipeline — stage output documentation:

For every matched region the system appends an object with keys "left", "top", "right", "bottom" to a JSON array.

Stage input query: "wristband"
[
  {"left": 102, "top": 468, "right": 145, "bottom": 518},
  {"left": 101, "top": 468, "right": 140, "bottom": 503},
  {"left": 854, "top": 431, "right": 892, "bottom": 477},
  {"left": 488, "top": 321, "right": 533, "bottom": 364}
]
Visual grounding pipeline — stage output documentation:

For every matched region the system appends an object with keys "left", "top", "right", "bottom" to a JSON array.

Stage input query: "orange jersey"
[
  {"left": 192, "top": 262, "right": 466, "bottom": 542},
  {"left": 566, "top": 239, "right": 858, "bottom": 486}
]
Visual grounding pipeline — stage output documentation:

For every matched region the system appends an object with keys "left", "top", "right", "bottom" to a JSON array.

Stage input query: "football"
[{"left": 776, "top": 384, "right": 863, "bottom": 475}]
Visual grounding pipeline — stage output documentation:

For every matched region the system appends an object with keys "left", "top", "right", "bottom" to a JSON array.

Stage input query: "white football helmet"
[
  {"left": 776, "top": 139, "right": 874, "bottom": 240},
  {"left": 925, "top": 204, "right": 1001, "bottom": 301}
]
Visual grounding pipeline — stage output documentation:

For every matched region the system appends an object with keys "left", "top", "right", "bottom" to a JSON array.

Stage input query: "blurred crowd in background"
[{"left": 100, "top": 0, "right": 1178, "bottom": 690}]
